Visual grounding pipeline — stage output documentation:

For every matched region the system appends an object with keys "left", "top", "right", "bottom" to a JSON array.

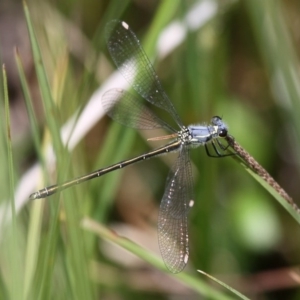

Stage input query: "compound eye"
[{"left": 219, "top": 128, "right": 228, "bottom": 137}]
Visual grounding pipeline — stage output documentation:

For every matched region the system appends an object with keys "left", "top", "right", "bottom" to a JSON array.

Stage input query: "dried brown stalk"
[{"left": 225, "top": 135, "right": 300, "bottom": 214}]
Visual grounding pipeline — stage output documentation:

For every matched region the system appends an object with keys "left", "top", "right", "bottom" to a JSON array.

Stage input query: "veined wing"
[
  {"left": 105, "top": 20, "right": 183, "bottom": 129},
  {"left": 102, "top": 88, "right": 176, "bottom": 132},
  {"left": 158, "top": 146, "right": 194, "bottom": 273}
]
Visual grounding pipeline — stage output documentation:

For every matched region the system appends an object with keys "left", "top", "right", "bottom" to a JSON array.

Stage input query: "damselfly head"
[{"left": 211, "top": 116, "right": 228, "bottom": 138}]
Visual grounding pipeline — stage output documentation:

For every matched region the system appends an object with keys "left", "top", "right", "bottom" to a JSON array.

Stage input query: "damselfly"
[{"left": 29, "top": 20, "right": 232, "bottom": 273}]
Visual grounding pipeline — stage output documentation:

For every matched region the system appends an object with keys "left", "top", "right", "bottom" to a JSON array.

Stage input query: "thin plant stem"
[{"left": 226, "top": 135, "right": 300, "bottom": 215}]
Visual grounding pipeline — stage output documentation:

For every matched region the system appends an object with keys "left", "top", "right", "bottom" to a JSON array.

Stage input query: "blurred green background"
[{"left": 1, "top": 0, "right": 300, "bottom": 299}]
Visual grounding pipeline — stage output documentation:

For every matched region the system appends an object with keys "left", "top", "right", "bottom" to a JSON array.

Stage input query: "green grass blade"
[
  {"left": 14, "top": 48, "right": 45, "bottom": 169},
  {"left": 143, "top": 0, "right": 180, "bottom": 54},
  {"left": 23, "top": 1, "right": 63, "bottom": 154},
  {"left": 197, "top": 270, "right": 250, "bottom": 300},
  {"left": 246, "top": 0, "right": 300, "bottom": 156},
  {"left": 82, "top": 217, "right": 237, "bottom": 300},
  {"left": 22, "top": 3, "right": 67, "bottom": 299},
  {"left": 2, "top": 64, "right": 22, "bottom": 300},
  {"left": 2, "top": 65, "right": 16, "bottom": 230}
]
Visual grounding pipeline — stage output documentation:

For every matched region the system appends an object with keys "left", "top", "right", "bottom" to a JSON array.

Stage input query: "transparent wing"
[
  {"left": 105, "top": 20, "right": 183, "bottom": 129},
  {"left": 102, "top": 88, "right": 176, "bottom": 132},
  {"left": 158, "top": 146, "right": 194, "bottom": 273}
]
